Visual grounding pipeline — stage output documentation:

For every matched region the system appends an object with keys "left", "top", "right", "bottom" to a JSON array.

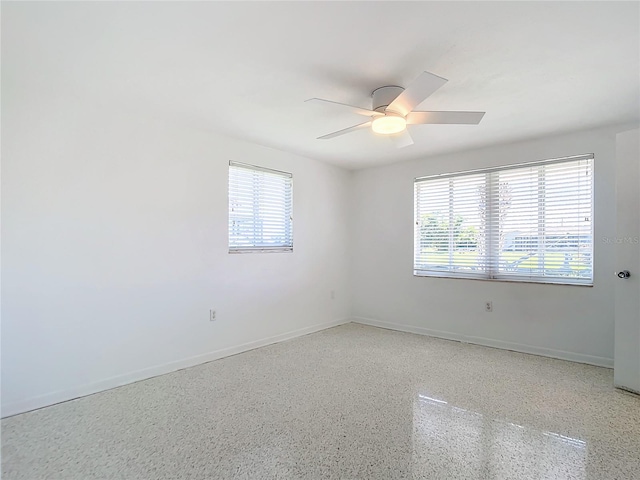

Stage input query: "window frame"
[
  {"left": 413, "top": 154, "right": 594, "bottom": 286},
  {"left": 228, "top": 161, "right": 293, "bottom": 254}
]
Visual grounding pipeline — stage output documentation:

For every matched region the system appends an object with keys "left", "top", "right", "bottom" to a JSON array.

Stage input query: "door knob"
[{"left": 617, "top": 270, "right": 631, "bottom": 279}]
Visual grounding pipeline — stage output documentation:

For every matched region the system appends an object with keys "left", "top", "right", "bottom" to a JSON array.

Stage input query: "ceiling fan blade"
[
  {"left": 406, "top": 111, "right": 486, "bottom": 125},
  {"left": 318, "top": 121, "right": 372, "bottom": 139},
  {"left": 305, "top": 98, "right": 383, "bottom": 117},
  {"left": 385, "top": 71, "right": 448, "bottom": 117},
  {"left": 389, "top": 129, "right": 414, "bottom": 149}
]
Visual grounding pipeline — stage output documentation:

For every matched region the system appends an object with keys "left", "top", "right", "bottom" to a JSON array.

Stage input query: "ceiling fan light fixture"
[
  {"left": 371, "top": 115, "right": 406, "bottom": 135},
  {"left": 309, "top": 71, "right": 485, "bottom": 147}
]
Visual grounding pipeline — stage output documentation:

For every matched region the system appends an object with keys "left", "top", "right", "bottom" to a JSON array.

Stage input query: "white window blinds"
[
  {"left": 229, "top": 162, "right": 293, "bottom": 253},
  {"left": 414, "top": 155, "right": 593, "bottom": 285}
]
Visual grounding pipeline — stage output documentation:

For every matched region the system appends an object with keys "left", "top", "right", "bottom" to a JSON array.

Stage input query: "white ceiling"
[{"left": 4, "top": 2, "right": 639, "bottom": 169}]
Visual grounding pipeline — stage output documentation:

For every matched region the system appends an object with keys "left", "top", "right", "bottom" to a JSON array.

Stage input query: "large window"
[
  {"left": 228, "top": 161, "right": 293, "bottom": 253},
  {"left": 414, "top": 155, "right": 593, "bottom": 285}
]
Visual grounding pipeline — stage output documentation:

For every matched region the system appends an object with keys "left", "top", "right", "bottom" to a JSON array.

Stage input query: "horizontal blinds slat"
[
  {"left": 229, "top": 161, "right": 292, "bottom": 178},
  {"left": 415, "top": 154, "right": 593, "bottom": 181},
  {"left": 414, "top": 156, "right": 593, "bottom": 284}
]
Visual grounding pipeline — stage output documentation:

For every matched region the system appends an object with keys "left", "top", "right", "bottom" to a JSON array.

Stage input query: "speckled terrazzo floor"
[{"left": 2, "top": 323, "right": 640, "bottom": 480}]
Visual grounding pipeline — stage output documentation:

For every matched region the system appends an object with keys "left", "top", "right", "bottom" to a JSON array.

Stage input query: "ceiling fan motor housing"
[{"left": 372, "top": 86, "right": 404, "bottom": 114}]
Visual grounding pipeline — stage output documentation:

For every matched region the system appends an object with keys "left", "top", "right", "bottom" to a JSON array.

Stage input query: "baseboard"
[
  {"left": 614, "top": 385, "right": 640, "bottom": 396},
  {"left": 1, "top": 318, "right": 349, "bottom": 418},
  {"left": 352, "top": 316, "right": 614, "bottom": 368}
]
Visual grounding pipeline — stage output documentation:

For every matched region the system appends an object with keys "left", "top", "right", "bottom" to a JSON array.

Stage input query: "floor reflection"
[{"left": 413, "top": 393, "right": 587, "bottom": 479}]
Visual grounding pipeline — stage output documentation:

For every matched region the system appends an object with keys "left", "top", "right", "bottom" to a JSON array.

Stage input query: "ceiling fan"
[{"left": 306, "top": 71, "right": 485, "bottom": 148}]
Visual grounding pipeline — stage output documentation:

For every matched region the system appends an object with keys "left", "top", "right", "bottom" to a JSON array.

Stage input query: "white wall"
[
  {"left": 1, "top": 91, "right": 352, "bottom": 417},
  {"left": 350, "top": 126, "right": 635, "bottom": 367}
]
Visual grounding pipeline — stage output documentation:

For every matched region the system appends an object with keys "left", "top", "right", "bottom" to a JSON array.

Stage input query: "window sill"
[
  {"left": 413, "top": 271, "right": 593, "bottom": 287},
  {"left": 229, "top": 248, "right": 293, "bottom": 254}
]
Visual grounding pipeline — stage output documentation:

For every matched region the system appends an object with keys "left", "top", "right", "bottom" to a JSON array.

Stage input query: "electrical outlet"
[
  {"left": 330, "top": 290, "right": 335, "bottom": 300},
  {"left": 485, "top": 301, "right": 493, "bottom": 312},
  {"left": 210, "top": 309, "right": 216, "bottom": 321}
]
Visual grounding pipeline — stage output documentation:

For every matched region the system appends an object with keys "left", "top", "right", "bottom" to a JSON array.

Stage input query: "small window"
[
  {"left": 228, "top": 161, "right": 293, "bottom": 253},
  {"left": 414, "top": 155, "right": 594, "bottom": 285}
]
